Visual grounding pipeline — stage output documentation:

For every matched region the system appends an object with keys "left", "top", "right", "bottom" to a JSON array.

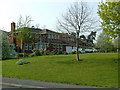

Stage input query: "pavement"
[{"left": 0, "top": 77, "right": 105, "bottom": 88}]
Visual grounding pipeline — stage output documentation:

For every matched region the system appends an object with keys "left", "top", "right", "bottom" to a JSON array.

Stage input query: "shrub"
[
  {"left": 32, "top": 48, "right": 37, "bottom": 53},
  {"left": 35, "top": 51, "right": 41, "bottom": 56},
  {"left": 29, "top": 52, "right": 36, "bottom": 57},
  {"left": 15, "top": 53, "right": 28, "bottom": 58},
  {"left": 0, "top": 30, "right": 15, "bottom": 60},
  {"left": 32, "top": 48, "right": 42, "bottom": 56},
  {"left": 52, "top": 51, "right": 58, "bottom": 55},
  {"left": 63, "top": 51, "right": 68, "bottom": 55},
  {"left": 44, "top": 50, "right": 52, "bottom": 55},
  {"left": 16, "top": 59, "right": 30, "bottom": 65},
  {"left": 40, "top": 49, "right": 44, "bottom": 55},
  {"left": 57, "top": 51, "right": 63, "bottom": 54},
  {"left": 71, "top": 51, "right": 76, "bottom": 54}
]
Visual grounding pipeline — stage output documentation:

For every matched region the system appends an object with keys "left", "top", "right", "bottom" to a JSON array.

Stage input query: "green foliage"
[
  {"left": 44, "top": 50, "right": 51, "bottom": 55},
  {"left": 63, "top": 51, "right": 68, "bottom": 55},
  {"left": 113, "top": 38, "right": 119, "bottom": 49},
  {"left": 16, "top": 59, "right": 30, "bottom": 65},
  {"left": 52, "top": 51, "right": 58, "bottom": 55},
  {"left": 40, "top": 48, "right": 44, "bottom": 55},
  {"left": 57, "top": 51, "right": 63, "bottom": 54},
  {"left": 96, "top": 32, "right": 114, "bottom": 52},
  {"left": 16, "top": 53, "right": 28, "bottom": 58},
  {"left": 29, "top": 52, "right": 36, "bottom": 57},
  {"left": 98, "top": 1, "right": 120, "bottom": 38},
  {"left": 32, "top": 48, "right": 42, "bottom": 56},
  {"left": 14, "top": 27, "right": 35, "bottom": 43},
  {"left": 71, "top": 49, "right": 76, "bottom": 54},
  {"left": 0, "top": 30, "right": 15, "bottom": 60},
  {"left": 14, "top": 15, "right": 35, "bottom": 54}
]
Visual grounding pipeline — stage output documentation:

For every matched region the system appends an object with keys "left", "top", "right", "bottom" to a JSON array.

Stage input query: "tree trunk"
[
  {"left": 23, "top": 43, "right": 25, "bottom": 58},
  {"left": 76, "top": 38, "right": 80, "bottom": 61},
  {"left": 21, "top": 39, "right": 23, "bottom": 53}
]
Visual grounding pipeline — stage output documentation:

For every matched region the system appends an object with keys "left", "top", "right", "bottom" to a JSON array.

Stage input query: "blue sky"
[{"left": 0, "top": 0, "right": 101, "bottom": 33}]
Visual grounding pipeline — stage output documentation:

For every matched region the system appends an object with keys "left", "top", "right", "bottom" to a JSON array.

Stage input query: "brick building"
[{"left": 9, "top": 22, "right": 78, "bottom": 53}]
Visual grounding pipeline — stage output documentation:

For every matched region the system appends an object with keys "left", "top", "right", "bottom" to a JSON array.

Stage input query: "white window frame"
[
  {"left": 48, "top": 34, "right": 50, "bottom": 38},
  {"left": 58, "top": 35, "right": 60, "bottom": 39},
  {"left": 29, "top": 44, "right": 32, "bottom": 50},
  {"left": 52, "top": 34, "right": 54, "bottom": 39},
  {"left": 25, "top": 44, "right": 28, "bottom": 50}
]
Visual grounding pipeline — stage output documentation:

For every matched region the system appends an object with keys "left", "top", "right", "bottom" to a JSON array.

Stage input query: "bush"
[
  {"left": 29, "top": 52, "right": 36, "bottom": 57},
  {"left": 44, "top": 50, "right": 51, "bottom": 55},
  {"left": 0, "top": 31, "right": 15, "bottom": 60},
  {"left": 71, "top": 51, "right": 76, "bottom": 54},
  {"left": 15, "top": 53, "right": 28, "bottom": 58},
  {"left": 52, "top": 51, "right": 58, "bottom": 55},
  {"left": 57, "top": 51, "right": 63, "bottom": 54},
  {"left": 71, "top": 49, "right": 76, "bottom": 54},
  {"left": 63, "top": 51, "right": 68, "bottom": 55},
  {"left": 40, "top": 49, "right": 44, "bottom": 55},
  {"left": 32, "top": 48, "right": 42, "bottom": 56},
  {"left": 16, "top": 59, "right": 30, "bottom": 65}
]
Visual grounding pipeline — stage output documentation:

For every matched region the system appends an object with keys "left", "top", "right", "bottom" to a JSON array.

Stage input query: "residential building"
[{"left": 9, "top": 22, "right": 77, "bottom": 53}]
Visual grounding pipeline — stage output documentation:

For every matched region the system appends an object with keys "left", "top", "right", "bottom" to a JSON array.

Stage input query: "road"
[{"left": 0, "top": 84, "right": 17, "bottom": 88}]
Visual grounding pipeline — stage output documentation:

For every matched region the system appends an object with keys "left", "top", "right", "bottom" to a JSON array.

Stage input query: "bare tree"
[
  {"left": 16, "top": 15, "right": 33, "bottom": 29},
  {"left": 57, "top": 2, "right": 97, "bottom": 61},
  {"left": 35, "top": 24, "right": 40, "bottom": 28},
  {"left": 14, "top": 15, "right": 34, "bottom": 57}
]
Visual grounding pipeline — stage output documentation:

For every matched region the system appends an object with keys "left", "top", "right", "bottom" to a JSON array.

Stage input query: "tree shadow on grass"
[
  {"left": 1, "top": 57, "right": 18, "bottom": 61},
  {"left": 55, "top": 59, "right": 84, "bottom": 64}
]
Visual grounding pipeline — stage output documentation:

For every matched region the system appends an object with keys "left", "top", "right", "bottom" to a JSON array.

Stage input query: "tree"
[
  {"left": 96, "top": 32, "right": 114, "bottom": 52},
  {"left": 0, "top": 30, "right": 15, "bottom": 60},
  {"left": 57, "top": 2, "right": 97, "bottom": 61},
  {"left": 98, "top": 1, "right": 120, "bottom": 38},
  {"left": 113, "top": 38, "right": 120, "bottom": 52},
  {"left": 14, "top": 15, "right": 35, "bottom": 56}
]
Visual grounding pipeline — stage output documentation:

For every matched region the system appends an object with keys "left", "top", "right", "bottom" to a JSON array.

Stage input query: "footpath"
[{"left": 0, "top": 77, "right": 115, "bottom": 89}]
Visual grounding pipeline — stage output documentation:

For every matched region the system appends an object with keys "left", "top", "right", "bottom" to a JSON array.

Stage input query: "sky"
[{"left": 0, "top": 0, "right": 102, "bottom": 34}]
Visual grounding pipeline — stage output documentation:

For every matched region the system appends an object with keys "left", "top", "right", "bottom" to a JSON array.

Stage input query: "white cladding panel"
[{"left": 66, "top": 46, "right": 72, "bottom": 53}]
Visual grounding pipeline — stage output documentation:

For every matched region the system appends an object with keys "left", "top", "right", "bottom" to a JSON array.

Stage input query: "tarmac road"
[
  {"left": 1, "top": 85, "right": 17, "bottom": 88},
  {"left": 2, "top": 77, "right": 104, "bottom": 88}
]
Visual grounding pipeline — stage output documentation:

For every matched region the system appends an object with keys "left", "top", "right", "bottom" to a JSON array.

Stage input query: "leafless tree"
[
  {"left": 35, "top": 24, "right": 40, "bottom": 28},
  {"left": 16, "top": 15, "right": 33, "bottom": 29},
  {"left": 14, "top": 15, "right": 34, "bottom": 57},
  {"left": 57, "top": 2, "right": 98, "bottom": 61}
]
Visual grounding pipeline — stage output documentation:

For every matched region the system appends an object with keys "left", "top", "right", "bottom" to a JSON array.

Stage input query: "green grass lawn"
[
  {"left": 1, "top": 53, "right": 118, "bottom": 88},
  {"left": 0, "top": 61, "right": 2, "bottom": 76}
]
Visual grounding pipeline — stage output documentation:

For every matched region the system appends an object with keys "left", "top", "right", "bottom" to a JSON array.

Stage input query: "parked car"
[
  {"left": 84, "top": 48, "right": 93, "bottom": 53},
  {"left": 79, "top": 48, "right": 85, "bottom": 54}
]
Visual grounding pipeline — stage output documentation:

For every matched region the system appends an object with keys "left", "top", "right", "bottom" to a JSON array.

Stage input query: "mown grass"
[
  {"left": 1, "top": 53, "right": 118, "bottom": 87},
  {"left": 0, "top": 61, "right": 2, "bottom": 76}
]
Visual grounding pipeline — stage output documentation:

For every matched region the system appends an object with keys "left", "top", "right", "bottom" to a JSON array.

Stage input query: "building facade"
[{"left": 9, "top": 22, "right": 78, "bottom": 53}]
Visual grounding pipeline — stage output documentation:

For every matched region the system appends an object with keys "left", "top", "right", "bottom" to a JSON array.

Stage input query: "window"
[
  {"left": 35, "top": 43, "right": 39, "bottom": 50},
  {"left": 48, "top": 34, "right": 50, "bottom": 38},
  {"left": 55, "top": 35, "right": 56, "bottom": 39},
  {"left": 25, "top": 44, "right": 28, "bottom": 50},
  {"left": 53, "top": 34, "right": 55, "bottom": 39},
  {"left": 29, "top": 44, "right": 32, "bottom": 50},
  {"left": 52, "top": 34, "right": 54, "bottom": 39},
  {"left": 58, "top": 35, "right": 60, "bottom": 39},
  {"left": 50, "top": 34, "right": 52, "bottom": 38},
  {"left": 56, "top": 35, "right": 57, "bottom": 39}
]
